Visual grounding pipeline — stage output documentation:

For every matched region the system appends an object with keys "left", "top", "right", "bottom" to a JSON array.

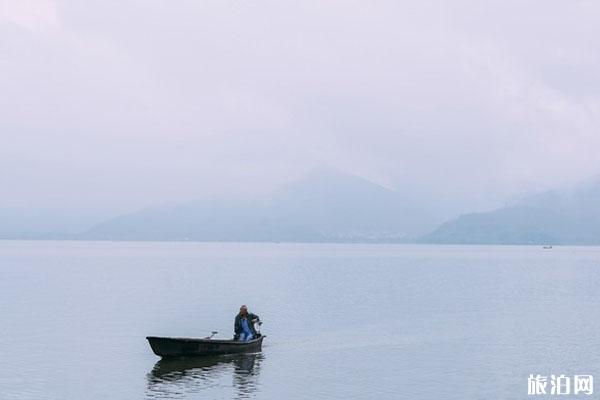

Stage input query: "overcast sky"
[{"left": 1, "top": 0, "right": 600, "bottom": 226}]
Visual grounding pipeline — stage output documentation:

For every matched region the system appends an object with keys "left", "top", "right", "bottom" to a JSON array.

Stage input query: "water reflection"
[{"left": 146, "top": 353, "right": 263, "bottom": 399}]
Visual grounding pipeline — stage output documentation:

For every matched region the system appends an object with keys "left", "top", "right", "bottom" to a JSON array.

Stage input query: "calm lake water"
[{"left": 1, "top": 241, "right": 600, "bottom": 399}]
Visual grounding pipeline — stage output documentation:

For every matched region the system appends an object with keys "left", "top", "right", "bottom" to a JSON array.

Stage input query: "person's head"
[{"left": 239, "top": 305, "right": 248, "bottom": 316}]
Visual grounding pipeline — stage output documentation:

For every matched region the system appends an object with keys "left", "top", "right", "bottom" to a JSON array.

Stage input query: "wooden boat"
[{"left": 146, "top": 335, "right": 265, "bottom": 357}]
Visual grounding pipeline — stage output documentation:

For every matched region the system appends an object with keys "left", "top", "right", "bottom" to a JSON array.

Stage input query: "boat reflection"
[{"left": 146, "top": 353, "right": 263, "bottom": 399}]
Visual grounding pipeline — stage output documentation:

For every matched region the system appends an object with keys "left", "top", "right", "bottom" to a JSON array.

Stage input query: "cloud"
[
  {"left": 0, "top": 0, "right": 60, "bottom": 30},
  {"left": 1, "top": 0, "right": 600, "bottom": 221}
]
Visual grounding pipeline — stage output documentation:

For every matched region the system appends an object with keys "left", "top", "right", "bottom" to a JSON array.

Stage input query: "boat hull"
[{"left": 146, "top": 335, "right": 265, "bottom": 357}]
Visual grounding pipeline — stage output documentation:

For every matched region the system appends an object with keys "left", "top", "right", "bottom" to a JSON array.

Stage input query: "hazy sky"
[{"left": 2, "top": 0, "right": 600, "bottom": 226}]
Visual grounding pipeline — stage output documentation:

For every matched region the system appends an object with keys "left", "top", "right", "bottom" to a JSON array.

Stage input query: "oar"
[{"left": 204, "top": 331, "right": 218, "bottom": 339}]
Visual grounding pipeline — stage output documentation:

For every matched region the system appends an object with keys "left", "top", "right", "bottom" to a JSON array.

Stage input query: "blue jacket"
[{"left": 234, "top": 313, "right": 260, "bottom": 339}]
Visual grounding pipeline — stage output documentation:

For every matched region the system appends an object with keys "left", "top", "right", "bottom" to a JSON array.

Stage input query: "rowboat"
[{"left": 146, "top": 335, "right": 265, "bottom": 357}]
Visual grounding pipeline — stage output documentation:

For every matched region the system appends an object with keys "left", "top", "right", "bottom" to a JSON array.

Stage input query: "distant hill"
[
  {"left": 13, "top": 171, "right": 600, "bottom": 245},
  {"left": 81, "top": 170, "right": 436, "bottom": 242},
  {"left": 420, "top": 179, "right": 600, "bottom": 245}
]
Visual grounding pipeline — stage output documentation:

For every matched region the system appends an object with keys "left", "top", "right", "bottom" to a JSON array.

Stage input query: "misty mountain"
[
  {"left": 82, "top": 171, "right": 437, "bottom": 242},
  {"left": 420, "top": 178, "right": 600, "bottom": 245}
]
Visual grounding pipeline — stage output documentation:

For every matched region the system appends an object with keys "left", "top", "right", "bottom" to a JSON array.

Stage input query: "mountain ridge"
[
  {"left": 419, "top": 179, "right": 600, "bottom": 245},
  {"left": 80, "top": 170, "right": 434, "bottom": 242}
]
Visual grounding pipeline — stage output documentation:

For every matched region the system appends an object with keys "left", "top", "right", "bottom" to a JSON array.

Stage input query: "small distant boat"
[
  {"left": 146, "top": 335, "right": 265, "bottom": 358},
  {"left": 542, "top": 245, "right": 553, "bottom": 249}
]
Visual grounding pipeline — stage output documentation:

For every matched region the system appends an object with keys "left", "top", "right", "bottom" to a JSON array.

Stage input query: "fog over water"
[
  {"left": 2, "top": 241, "right": 600, "bottom": 399},
  {"left": 2, "top": 1, "right": 600, "bottom": 232}
]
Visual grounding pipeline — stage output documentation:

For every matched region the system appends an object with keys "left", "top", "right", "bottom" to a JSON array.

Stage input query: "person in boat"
[{"left": 234, "top": 305, "right": 260, "bottom": 341}]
